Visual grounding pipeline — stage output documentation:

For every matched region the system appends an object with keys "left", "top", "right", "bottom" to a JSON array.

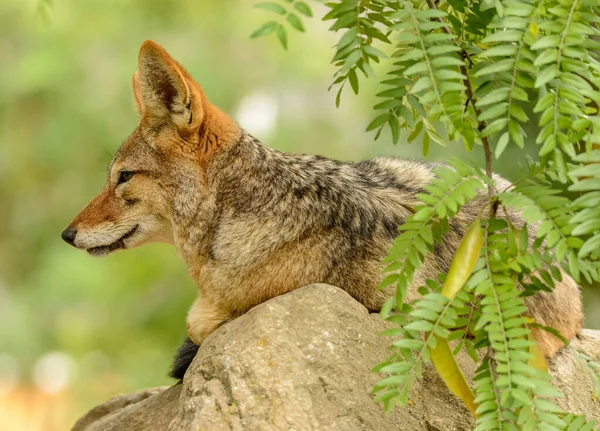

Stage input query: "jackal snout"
[
  {"left": 61, "top": 227, "right": 77, "bottom": 246},
  {"left": 62, "top": 188, "right": 142, "bottom": 256}
]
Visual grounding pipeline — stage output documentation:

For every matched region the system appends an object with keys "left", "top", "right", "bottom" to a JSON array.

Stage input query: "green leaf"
[
  {"left": 427, "top": 45, "right": 461, "bottom": 56},
  {"left": 334, "top": 85, "right": 343, "bottom": 108},
  {"left": 415, "top": 8, "right": 448, "bottom": 20},
  {"left": 480, "top": 45, "right": 517, "bottom": 58},
  {"left": 431, "top": 56, "right": 464, "bottom": 67},
  {"left": 337, "top": 28, "right": 358, "bottom": 50},
  {"left": 367, "top": 113, "right": 392, "bottom": 131},
  {"left": 404, "top": 62, "right": 429, "bottom": 76},
  {"left": 276, "top": 24, "right": 288, "bottom": 49},
  {"left": 404, "top": 320, "right": 434, "bottom": 332},
  {"left": 535, "top": 67, "right": 558, "bottom": 88},
  {"left": 250, "top": 21, "right": 278, "bottom": 38},
  {"left": 447, "top": 0, "right": 467, "bottom": 12},
  {"left": 364, "top": 27, "right": 391, "bottom": 44},
  {"left": 534, "top": 93, "right": 554, "bottom": 113},
  {"left": 389, "top": 115, "right": 400, "bottom": 144},
  {"left": 481, "top": 29, "right": 524, "bottom": 44},
  {"left": 508, "top": 120, "right": 524, "bottom": 148},
  {"left": 534, "top": 49, "right": 559, "bottom": 67},
  {"left": 495, "top": 132, "right": 510, "bottom": 159},
  {"left": 434, "top": 69, "right": 465, "bottom": 80},
  {"left": 254, "top": 2, "right": 287, "bottom": 15},
  {"left": 363, "top": 45, "right": 387, "bottom": 59},
  {"left": 341, "top": 50, "right": 361, "bottom": 73},
  {"left": 396, "top": 49, "right": 424, "bottom": 62},
  {"left": 580, "top": 234, "right": 600, "bottom": 258},
  {"left": 572, "top": 220, "right": 600, "bottom": 236},
  {"left": 373, "top": 99, "right": 401, "bottom": 110},
  {"left": 474, "top": 59, "right": 514, "bottom": 77},
  {"left": 530, "top": 35, "right": 561, "bottom": 50},
  {"left": 329, "top": 10, "right": 357, "bottom": 31},
  {"left": 479, "top": 103, "right": 509, "bottom": 122},
  {"left": 287, "top": 13, "right": 305, "bottom": 32},
  {"left": 294, "top": 1, "right": 312, "bottom": 17},
  {"left": 477, "top": 89, "right": 510, "bottom": 107},
  {"left": 412, "top": 77, "right": 433, "bottom": 94},
  {"left": 348, "top": 69, "right": 359, "bottom": 94},
  {"left": 380, "top": 362, "right": 412, "bottom": 374},
  {"left": 408, "top": 121, "right": 423, "bottom": 143},
  {"left": 569, "top": 163, "right": 600, "bottom": 178},
  {"left": 395, "top": 31, "right": 420, "bottom": 43},
  {"left": 392, "top": 338, "right": 424, "bottom": 349},
  {"left": 569, "top": 178, "right": 600, "bottom": 192},
  {"left": 422, "top": 132, "right": 431, "bottom": 157}
]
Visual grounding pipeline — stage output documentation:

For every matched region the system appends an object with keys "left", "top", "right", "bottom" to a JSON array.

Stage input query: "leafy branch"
[
  {"left": 250, "top": 1, "right": 314, "bottom": 49},
  {"left": 250, "top": 0, "right": 600, "bottom": 428}
]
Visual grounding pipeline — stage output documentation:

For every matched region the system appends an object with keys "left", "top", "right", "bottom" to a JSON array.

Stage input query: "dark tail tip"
[{"left": 169, "top": 337, "right": 200, "bottom": 380}]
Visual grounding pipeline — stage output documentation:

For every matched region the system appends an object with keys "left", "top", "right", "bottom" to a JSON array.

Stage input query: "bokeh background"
[{"left": 1, "top": 0, "right": 598, "bottom": 429}]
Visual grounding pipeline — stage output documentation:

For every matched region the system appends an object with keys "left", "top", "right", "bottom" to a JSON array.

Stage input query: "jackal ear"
[
  {"left": 137, "top": 40, "right": 202, "bottom": 130},
  {"left": 132, "top": 71, "right": 145, "bottom": 117}
]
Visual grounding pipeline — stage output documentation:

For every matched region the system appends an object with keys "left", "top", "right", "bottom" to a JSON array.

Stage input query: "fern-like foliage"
[
  {"left": 501, "top": 179, "right": 600, "bottom": 283},
  {"left": 500, "top": 183, "right": 575, "bottom": 262},
  {"left": 560, "top": 414, "right": 600, "bottom": 431},
  {"left": 370, "top": 2, "right": 471, "bottom": 151},
  {"left": 531, "top": 0, "right": 600, "bottom": 180},
  {"left": 323, "top": 0, "right": 395, "bottom": 107},
  {"left": 250, "top": 1, "right": 315, "bottom": 49},
  {"left": 473, "top": 218, "right": 566, "bottom": 429},
  {"left": 250, "top": 0, "right": 600, "bottom": 428},
  {"left": 474, "top": 0, "right": 537, "bottom": 158},
  {"left": 379, "top": 158, "right": 487, "bottom": 309},
  {"left": 570, "top": 138, "right": 600, "bottom": 267},
  {"left": 374, "top": 281, "right": 472, "bottom": 410}
]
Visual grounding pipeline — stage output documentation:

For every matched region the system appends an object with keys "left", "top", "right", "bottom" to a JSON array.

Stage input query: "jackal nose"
[{"left": 61, "top": 227, "right": 77, "bottom": 246}]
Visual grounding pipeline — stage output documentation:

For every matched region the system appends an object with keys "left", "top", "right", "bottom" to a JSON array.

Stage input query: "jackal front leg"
[{"left": 186, "top": 294, "right": 231, "bottom": 345}]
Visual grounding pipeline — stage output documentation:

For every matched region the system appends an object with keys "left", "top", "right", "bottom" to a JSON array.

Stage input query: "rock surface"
[{"left": 73, "top": 284, "right": 600, "bottom": 431}]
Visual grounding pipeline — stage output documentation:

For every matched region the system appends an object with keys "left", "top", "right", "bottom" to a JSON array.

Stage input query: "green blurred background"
[{"left": 0, "top": 0, "right": 598, "bottom": 429}]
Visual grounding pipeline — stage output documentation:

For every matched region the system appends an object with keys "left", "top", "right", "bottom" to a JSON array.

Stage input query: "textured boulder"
[
  {"left": 73, "top": 284, "right": 600, "bottom": 431},
  {"left": 72, "top": 386, "right": 181, "bottom": 431}
]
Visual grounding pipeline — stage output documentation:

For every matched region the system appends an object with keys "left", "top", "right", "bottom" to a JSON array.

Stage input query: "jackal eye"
[{"left": 118, "top": 171, "right": 135, "bottom": 185}]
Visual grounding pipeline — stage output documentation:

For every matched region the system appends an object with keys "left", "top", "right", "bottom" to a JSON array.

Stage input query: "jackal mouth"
[{"left": 87, "top": 225, "right": 139, "bottom": 256}]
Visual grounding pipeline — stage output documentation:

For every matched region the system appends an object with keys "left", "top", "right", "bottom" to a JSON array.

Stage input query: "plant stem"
[{"left": 426, "top": 0, "right": 495, "bottom": 196}]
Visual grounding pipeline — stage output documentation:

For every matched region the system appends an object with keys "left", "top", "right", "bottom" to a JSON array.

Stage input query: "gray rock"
[
  {"left": 73, "top": 284, "right": 600, "bottom": 431},
  {"left": 72, "top": 385, "right": 181, "bottom": 431}
]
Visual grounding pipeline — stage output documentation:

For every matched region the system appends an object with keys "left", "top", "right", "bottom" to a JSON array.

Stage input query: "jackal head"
[{"left": 62, "top": 41, "right": 239, "bottom": 256}]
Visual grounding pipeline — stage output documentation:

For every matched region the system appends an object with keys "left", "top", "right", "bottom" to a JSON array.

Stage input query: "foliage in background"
[
  {"left": 253, "top": 0, "right": 600, "bottom": 428},
  {"left": 0, "top": 0, "right": 357, "bottom": 426}
]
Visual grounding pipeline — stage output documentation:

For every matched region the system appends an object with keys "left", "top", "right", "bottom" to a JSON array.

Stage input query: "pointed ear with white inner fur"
[
  {"left": 132, "top": 71, "right": 145, "bottom": 117},
  {"left": 136, "top": 40, "right": 203, "bottom": 130}
]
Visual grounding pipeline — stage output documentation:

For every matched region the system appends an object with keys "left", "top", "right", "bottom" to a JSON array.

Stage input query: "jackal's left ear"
[
  {"left": 132, "top": 71, "right": 145, "bottom": 117},
  {"left": 136, "top": 40, "right": 203, "bottom": 130}
]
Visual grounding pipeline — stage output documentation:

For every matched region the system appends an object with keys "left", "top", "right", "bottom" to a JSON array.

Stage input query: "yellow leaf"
[
  {"left": 441, "top": 217, "right": 483, "bottom": 300},
  {"left": 430, "top": 217, "right": 483, "bottom": 418},
  {"left": 528, "top": 333, "right": 548, "bottom": 372},
  {"left": 529, "top": 20, "right": 539, "bottom": 37},
  {"left": 430, "top": 335, "right": 477, "bottom": 415}
]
